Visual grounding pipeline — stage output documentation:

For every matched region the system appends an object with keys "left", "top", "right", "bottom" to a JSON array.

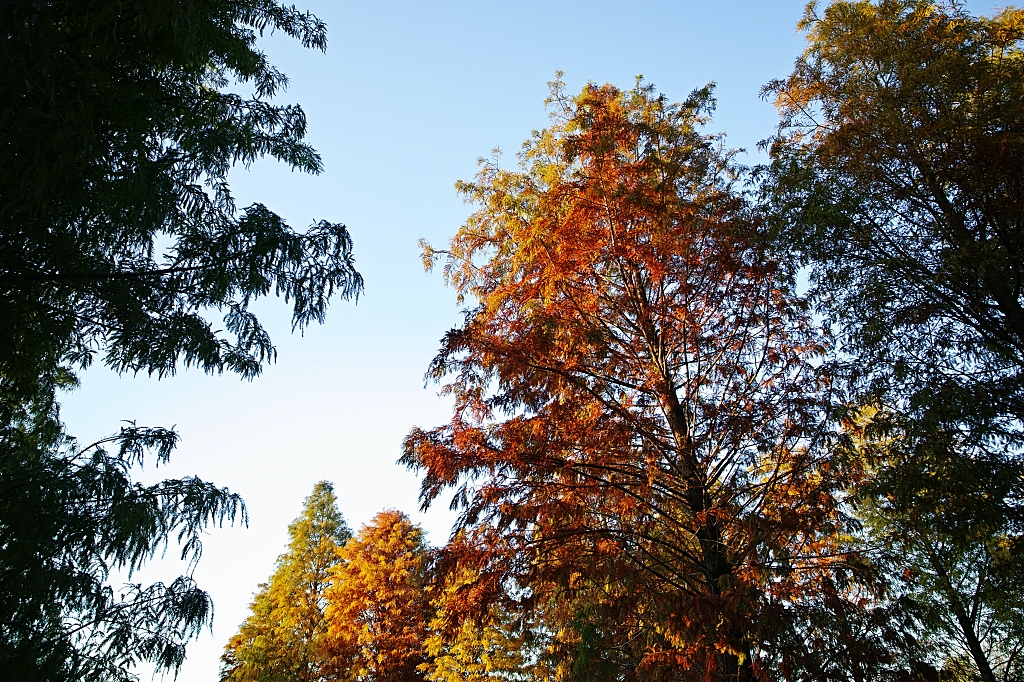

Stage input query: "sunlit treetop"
[{"left": 407, "top": 78, "right": 861, "bottom": 681}]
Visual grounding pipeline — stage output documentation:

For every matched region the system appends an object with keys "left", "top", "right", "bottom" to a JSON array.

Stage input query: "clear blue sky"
[{"left": 56, "top": 1, "right": 999, "bottom": 678}]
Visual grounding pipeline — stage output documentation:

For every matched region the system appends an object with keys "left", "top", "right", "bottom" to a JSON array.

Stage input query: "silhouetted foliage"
[
  {"left": 0, "top": 419, "right": 245, "bottom": 682},
  {"left": 1, "top": 0, "right": 361, "bottom": 401},
  {"left": 0, "top": 0, "right": 358, "bottom": 679},
  {"left": 762, "top": 2, "right": 1024, "bottom": 680}
]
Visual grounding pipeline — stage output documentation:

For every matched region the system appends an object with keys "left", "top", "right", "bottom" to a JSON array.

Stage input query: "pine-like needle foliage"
[
  {"left": 1, "top": 1, "right": 361, "bottom": 679},
  {"left": 0, "top": 419, "right": 246, "bottom": 682},
  {"left": 221, "top": 482, "right": 351, "bottom": 682}
]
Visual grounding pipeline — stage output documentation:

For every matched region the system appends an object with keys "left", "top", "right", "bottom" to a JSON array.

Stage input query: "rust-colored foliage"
[
  {"left": 324, "top": 510, "right": 432, "bottom": 682},
  {"left": 404, "top": 79, "right": 852, "bottom": 681}
]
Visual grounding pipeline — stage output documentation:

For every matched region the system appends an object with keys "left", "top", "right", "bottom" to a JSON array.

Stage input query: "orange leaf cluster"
[
  {"left": 403, "top": 78, "right": 858, "bottom": 681},
  {"left": 322, "top": 510, "right": 433, "bottom": 682}
]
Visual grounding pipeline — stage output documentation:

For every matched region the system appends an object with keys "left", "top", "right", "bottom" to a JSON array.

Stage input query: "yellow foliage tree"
[
  {"left": 220, "top": 481, "right": 350, "bottom": 682},
  {"left": 324, "top": 510, "right": 432, "bottom": 682},
  {"left": 422, "top": 561, "right": 532, "bottom": 682}
]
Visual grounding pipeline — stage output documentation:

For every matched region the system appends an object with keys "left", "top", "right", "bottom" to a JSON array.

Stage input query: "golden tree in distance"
[
  {"left": 421, "top": 531, "right": 536, "bottom": 682},
  {"left": 324, "top": 510, "right": 432, "bottom": 682},
  {"left": 220, "top": 481, "right": 351, "bottom": 682}
]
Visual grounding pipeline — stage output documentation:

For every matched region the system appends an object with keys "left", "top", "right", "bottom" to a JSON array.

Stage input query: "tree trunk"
[
  {"left": 927, "top": 547, "right": 997, "bottom": 682},
  {"left": 662, "top": 390, "right": 758, "bottom": 682}
]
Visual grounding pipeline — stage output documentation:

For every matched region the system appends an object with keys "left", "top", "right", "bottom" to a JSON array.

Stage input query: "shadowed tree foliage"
[
  {"left": 220, "top": 481, "right": 351, "bottom": 682},
  {"left": 1, "top": 0, "right": 362, "bottom": 402},
  {"left": 1, "top": 0, "right": 360, "bottom": 679},
  {"left": 0, "top": 420, "right": 245, "bottom": 682},
  {"left": 762, "top": 1, "right": 1024, "bottom": 680}
]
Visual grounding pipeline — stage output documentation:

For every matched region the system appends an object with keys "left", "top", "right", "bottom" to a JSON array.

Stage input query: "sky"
[{"left": 52, "top": 0, "right": 998, "bottom": 679}]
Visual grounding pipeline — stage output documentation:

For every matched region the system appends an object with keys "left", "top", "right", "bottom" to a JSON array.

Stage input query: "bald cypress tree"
[
  {"left": 323, "top": 510, "right": 432, "bottom": 682},
  {"left": 221, "top": 482, "right": 351, "bottom": 682}
]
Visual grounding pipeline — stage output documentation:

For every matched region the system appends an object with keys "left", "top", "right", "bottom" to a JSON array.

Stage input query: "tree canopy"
[
  {"left": 9, "top": 1, "right": 1024, "bottom": 681},
  {"left": 0, "top": 422, "right": 245, "bottom": 682},
  {"left": 221, "top": 481, "right": 351, "bottom": 682},
  {"left": 763, "top": 0, "right": 1024, "bottom": 422},
  {"left": 762, "top": 1, "right": 1024, "bottom": 680},
  {"left": 1, "top": 1, "right": 359, "bottom": 679},
  {"left": 324, "top": 510, "right": 432, "bottom": 682},
  {"left": 403, "top": 78, "right": 857, "bottom": 682},
  {"left": 1, "top": 0, "right": 362, "bottom": 409}
]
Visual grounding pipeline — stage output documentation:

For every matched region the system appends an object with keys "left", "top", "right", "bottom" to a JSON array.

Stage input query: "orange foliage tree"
[
  {"left": 403, "top": 78, "right": 857, "bottom": 681},
  {"left": 323, "top": 510, "right": 433, "bottom": 682}
]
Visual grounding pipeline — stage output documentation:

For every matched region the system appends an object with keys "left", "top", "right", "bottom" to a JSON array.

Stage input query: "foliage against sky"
[
  {"left": 403, "top": 77, "right": 856, "bottom": 682},
  {"left": 221, "top": 481, "right": 350, "bottom": 682},
  {"left": 1, "top": 0, "right": 362, "bottom": 401},
  {"left": 0, "top": 0, "right": 359, "bottom": 680},
  {"left": 0, "top": 423, "right": 245, "bottom": 682},
  {"left": 763, "top": 2, "right": 1024, "bottom": 680},
  {"left": 5, "top": 0, "right": 1024, "bottom": 681}
]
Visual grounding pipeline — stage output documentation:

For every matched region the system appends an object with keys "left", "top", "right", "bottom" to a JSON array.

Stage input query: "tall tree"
[
  {"left": 221, "top": 481, "right": 351, "bottom": 682},
  {"left": 324, "top": 510, "right": 432, "bottom": 682},
  {"left": 0, "top": 1, "right": 360, "bottom": 679},
  {"left": 403, "top": 78, "right": 857, "bottom": 681},
  {"left": 762, "top": 2, "right": 1024, "bottom": 679}
]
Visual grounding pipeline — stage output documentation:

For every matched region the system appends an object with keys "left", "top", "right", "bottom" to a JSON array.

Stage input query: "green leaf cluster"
[
  {"left": 1, "top": 0, "right": 362, "bottom": 401},
  {"left": 1, "top": 1, "right": 359, "bottom": 679},
  {"left": 0, "top": 416, "right": 245, "bottom": 681},
  {"left": 762, "top": 2, "right": 1024, "bottom": 679}
]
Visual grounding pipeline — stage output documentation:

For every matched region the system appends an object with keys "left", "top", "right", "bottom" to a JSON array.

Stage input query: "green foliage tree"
[
  {"left": 762, "top": 2, "right": 1024, "bottom": 680},
  {"left": 220, "top": 481, "right": 351, "bottom": 682},
  {"left": 846, "top": 406, "right": 1024, "bottom": 682},
  {"left": 0, "top": 0, "right": 360, "bottom": 679},
  {"left": 1, "top": 0, "right": 361, "bottom": 401},
  {"left": 0, "top": 420, "right": 245, "bottom": 682}
]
